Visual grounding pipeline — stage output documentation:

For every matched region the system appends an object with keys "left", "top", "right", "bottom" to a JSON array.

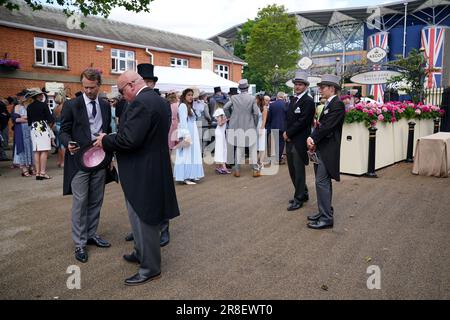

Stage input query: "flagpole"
[{"left": 403, "top": 2, "right": 408, "bottom": 58}]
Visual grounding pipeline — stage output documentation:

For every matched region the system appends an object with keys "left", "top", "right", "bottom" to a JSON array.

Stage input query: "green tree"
[
  {"left": 387, "top": 48, "right": 429, "bottom": 103},
  {"left": 1, "top": 0, "right": 153, "bottom": 27},
  {"left": 233, "top": 19, "right": 255, "bottom": 82},
  {"left": 243, "top": 5, "right": 301, "bottom": 93}
]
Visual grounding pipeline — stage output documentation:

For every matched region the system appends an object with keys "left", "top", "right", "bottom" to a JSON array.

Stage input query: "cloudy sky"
[{"left": 108, "top": 0, "right": 392, "bottom": 39}]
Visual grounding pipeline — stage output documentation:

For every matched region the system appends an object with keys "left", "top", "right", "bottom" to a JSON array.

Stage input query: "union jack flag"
[
  {"left": 367, "top": 32, "right": 389, "bottom": 104},
  {"left": 421, "top": 26, "right": 445, "bottom": 89}
]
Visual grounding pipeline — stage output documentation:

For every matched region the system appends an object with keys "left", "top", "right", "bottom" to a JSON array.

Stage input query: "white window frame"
[
  {"left": 111, "top": 49, "right": 136, "bottom": 73},
  {"left": 215, "top": 64, "right": 229, "bottom": 79},
  {"left": 34, "top": 37, "right": 67, "bottom": 68},
  {"left": 170, "top": 57, "right": 188, "bottom": 68}
]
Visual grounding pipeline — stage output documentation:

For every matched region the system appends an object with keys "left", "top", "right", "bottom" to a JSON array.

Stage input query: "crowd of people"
[{"left": 0, "top": 62, "right": 353, "bottom": 286}]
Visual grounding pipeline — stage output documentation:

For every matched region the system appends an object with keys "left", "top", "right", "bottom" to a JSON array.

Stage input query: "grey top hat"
[
  {"left": 317, "top": 74, "right": 341, "bottom": 90},
  {"left": 292, "top": 71, "right": 310, "bottom": 86},
  {"left": 238, "top": 79, "right": 249, "bottom": 90}
]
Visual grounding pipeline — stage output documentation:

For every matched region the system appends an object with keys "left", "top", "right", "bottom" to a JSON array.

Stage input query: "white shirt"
[{"left": 83, "top": 93, "right": 103, "bottom": 140}]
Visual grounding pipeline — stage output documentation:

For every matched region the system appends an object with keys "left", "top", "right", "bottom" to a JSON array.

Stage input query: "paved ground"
[{"left": 0, "top": 152, "right": 449, "bottom": 300}]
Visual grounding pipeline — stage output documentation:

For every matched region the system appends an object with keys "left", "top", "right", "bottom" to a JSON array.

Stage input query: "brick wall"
[{"left": 0, "top": 26, "right": 243, "bottom": 98}]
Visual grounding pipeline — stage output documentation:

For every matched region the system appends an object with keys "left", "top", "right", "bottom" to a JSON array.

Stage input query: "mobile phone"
[{"left": 69, "top": 141, "right": 79, "bottom": 148}]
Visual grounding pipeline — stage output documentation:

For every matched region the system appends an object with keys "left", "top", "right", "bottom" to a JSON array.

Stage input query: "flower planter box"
[
  {"left": 375, "top": 122, "right": 395, "bottom": 169},
  {"left": 393, "top": 118, "right": 409, "bottom": 162},
  {"left": 340, "top": 123, "right": 369, "bottom": 175}
]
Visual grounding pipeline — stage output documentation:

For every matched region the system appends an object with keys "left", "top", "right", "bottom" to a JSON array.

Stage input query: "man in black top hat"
[
  {"left": 137, "top": 63, "right": 158, "bottom": 89},
  {"left": 125, "top": 63, "right": 170, "bottom": 247}
]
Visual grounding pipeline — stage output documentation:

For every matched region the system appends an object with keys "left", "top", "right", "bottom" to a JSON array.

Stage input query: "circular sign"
[
  {"left": 297, "top": 57, "right": 313, "bottom": 70},
  {"left": 367, "top": 47, "right": 387, "bottom": 63},
  {"left": 350, "top": 70, "right": 401, "bottom": 85}
]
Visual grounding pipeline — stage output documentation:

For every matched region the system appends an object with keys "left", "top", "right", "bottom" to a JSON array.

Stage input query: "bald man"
[{"left": 95, "top": 71, "right": 180, "bottom": 286}]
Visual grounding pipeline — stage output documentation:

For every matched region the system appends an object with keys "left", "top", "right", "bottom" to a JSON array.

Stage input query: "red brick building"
[{"left": 0, "top": 2, "right": 245, "bottom": 105}]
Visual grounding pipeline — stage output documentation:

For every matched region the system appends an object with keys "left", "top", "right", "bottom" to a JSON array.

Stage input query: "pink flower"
[
  {"left": 378, "top": 114, "right": 384, "bottom": 121},
  {"left": 415, "top": 109, "right": 421, "bottom": 115},
  {"left": 382, "top": 107, "right": 388, "bottom": 113}
]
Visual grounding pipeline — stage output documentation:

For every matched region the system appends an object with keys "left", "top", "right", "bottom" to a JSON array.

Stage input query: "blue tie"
[{"left": 91, "top": 100, "right": 97, "bottom": 118}]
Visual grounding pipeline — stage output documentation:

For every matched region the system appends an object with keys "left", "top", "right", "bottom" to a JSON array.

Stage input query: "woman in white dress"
[
  {"left": 256, "top": 94, "right": 268, "bottom": 175},
  {"left": 213, "top": 108, "right": 230, "bottom": 174},
  {"left": 173, "top": 88, "right": 204, "bottom": 184}
]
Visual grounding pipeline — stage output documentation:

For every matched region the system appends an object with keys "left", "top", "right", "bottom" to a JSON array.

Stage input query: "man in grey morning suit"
[
  {"left": 60, "top": 68, "right": 112, "bottom": 263},
  {"left": 306, "top": 74, "right": 345, "bottom": 229}
]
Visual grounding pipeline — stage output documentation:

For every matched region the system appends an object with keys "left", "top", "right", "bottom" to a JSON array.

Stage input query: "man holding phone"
[{"left": 60, "top": 68, "right": 112, "bottom": 263}]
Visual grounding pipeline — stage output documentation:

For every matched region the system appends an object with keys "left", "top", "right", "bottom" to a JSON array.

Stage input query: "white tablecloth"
[{"left": 412, "top": 132, "right": 450, "bottom": 177}]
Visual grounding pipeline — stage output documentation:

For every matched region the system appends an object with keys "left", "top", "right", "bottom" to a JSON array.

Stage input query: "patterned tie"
[{"left": 91, "top": 100, "right": 97, "bottom": 118}]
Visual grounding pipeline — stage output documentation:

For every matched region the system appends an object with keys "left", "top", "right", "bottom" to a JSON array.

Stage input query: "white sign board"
[
  {"left": 201, "top": 51, "right": 214, "bottom": 72},
  {"left": 45, "top": 82, "right": 64, "bottom": 95},
  {"left": 297, "top": 57, "right": 313, "bottom": 70},
  {"left": 367, "top": 47, "right": 387, "bottom": 63},
  {"left": 350, "top": 70, "right": 401, "bottom": 85}
]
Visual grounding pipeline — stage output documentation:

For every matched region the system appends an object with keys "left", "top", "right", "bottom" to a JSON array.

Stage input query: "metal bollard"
[
  {"left": 366, "top": 126, "right": 378, "bottom": 178},
  {"left": 433, "top": 118, "right": 440, "bottom": 133},
  {"left": 406, "top": 121, "right": 416, "bottom": 163}
]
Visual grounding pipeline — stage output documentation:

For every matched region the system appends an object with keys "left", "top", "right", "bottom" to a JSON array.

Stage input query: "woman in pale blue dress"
[
  {"left": 173, "top": 88, "right": 204, "bottom": 184},
  {"left": 12, "top": 103, "right": 34, "bottom": 176}
]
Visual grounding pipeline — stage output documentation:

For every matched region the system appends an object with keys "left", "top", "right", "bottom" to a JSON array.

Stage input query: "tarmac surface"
[{"left": 0, "top": 152, "right": 449, "bottom": 300}]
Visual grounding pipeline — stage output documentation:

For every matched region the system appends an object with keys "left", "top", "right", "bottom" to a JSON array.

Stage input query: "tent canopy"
[{"left": 154, "top": 66, "right": 239, "bottom": 93}]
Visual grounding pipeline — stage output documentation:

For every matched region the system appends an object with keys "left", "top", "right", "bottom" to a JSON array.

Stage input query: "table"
[{"left": 412, "top": 132, "right": 450, "bottom": 177}]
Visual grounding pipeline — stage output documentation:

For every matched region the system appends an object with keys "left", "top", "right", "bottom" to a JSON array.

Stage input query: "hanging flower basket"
[{"left": 0, "top": 59, "right": 20, "bottom": 71}]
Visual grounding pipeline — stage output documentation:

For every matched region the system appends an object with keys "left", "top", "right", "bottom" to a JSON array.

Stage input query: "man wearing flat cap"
[
  {"left": 283, "top": 71, "right": 315, "bottom": 212},
  {"left": 306, "top": 74, "right": 345, "bottom": 229}
]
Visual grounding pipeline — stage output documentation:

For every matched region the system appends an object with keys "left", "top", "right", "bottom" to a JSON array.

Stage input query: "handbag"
[{"left": 175, "top": 135, "right": 192, "bottom": 149}]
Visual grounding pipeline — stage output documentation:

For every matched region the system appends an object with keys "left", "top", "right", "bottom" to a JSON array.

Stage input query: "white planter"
[
  {"left": 375, "top": 122, "right": 395, "bottom": 169},
  {"left": 340, "top": 123, "right": 369, "bottom": 175},
  {"left": 392, "top": 119, "right": 409, "bottom": 162}
]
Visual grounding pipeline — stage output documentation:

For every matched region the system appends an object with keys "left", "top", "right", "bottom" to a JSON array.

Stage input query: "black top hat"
[
  {"left": 16, "top": 89, "right": 28, "bottom": 97},
  {"left": 228, "top": 87, "right": 238, "bottom": 95},
  {"left": 214, "top": 86, "right": 222, "bottom": 94},
  {"left": 75, "top": 91, "right": 83, "bottom": 97},
  {"left": 137, "top": 63, "right": 158, "bottom": 82},
  {"left": 75, "top": 142, "right": 113, "bottom": 172}
]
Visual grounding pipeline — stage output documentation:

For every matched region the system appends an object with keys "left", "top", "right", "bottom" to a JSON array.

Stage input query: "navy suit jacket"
[
  {"left": 60, "top": 95, "right": 111, "bottom": 195},
  {"left": 267, "top": 99, "right": 287, "bottom": 131}
]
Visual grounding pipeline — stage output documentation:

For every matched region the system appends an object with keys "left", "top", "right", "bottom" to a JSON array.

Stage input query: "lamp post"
[{"left": 418, "top": 46, "right": 426, "bottom": 103}]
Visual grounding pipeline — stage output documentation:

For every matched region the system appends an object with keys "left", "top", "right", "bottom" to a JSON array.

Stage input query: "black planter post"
[
  {"left": 406, "top": 121, "right": 416, "bottom": 162},
  {"left": 433, "top": 118, "right": 440, "bottom": 133},
  {"left": 366, "top": 126, "right": 378, "bottom": 178}
]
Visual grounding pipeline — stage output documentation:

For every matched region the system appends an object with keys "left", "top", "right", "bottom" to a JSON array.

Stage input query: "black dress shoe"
[
  {"left": 307, "top": 212, "right": 322, "bottom": 221},
  {"left": 123, "top": 252, "right": 140, "bottom": 264},
  {"left": 125, "top": 232, "right": 134, "bottom": 242},
  {"left": 307, "top": 220, "right": 333, "bottom": 229},
  {"left": 75, "top": 247, "right": 88, "bottom": 263},
  {"left": 287, "top": 201, "right": 303, "bottom": 211},
  {"left": 289, "top": 194, "right": 309, "bottom": 204},
  {"left": 160, "top": 229, "right": 170, "bottom": 247},
  {"left": 87, "top": 235, "right": 111, "bottom": 248},
  {"left": 124, "top": 272, "right": 161, "bottom": 286}
]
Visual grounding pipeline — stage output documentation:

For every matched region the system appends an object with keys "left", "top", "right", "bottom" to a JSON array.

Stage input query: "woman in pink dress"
[{"left": 166, "top": 91, "right": 179, "bottom": 151}]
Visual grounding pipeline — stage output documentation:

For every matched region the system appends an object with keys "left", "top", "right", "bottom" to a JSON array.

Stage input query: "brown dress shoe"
[{"left": 234, "top": 171, "right": 240, "bottom": 177}]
